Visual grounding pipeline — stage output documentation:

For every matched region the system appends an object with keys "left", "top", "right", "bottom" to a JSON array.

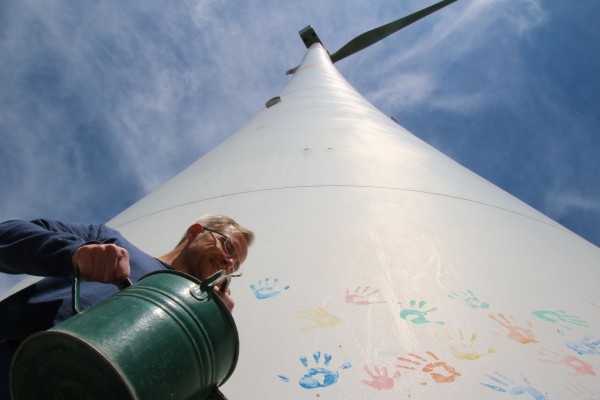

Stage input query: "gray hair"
[{"left": 179, "top": 214, "right": 254, "bottom": 246}]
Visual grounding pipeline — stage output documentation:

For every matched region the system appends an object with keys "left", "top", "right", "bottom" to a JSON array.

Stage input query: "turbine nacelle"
[{"left": 287, "top": 0, "right": 458, "bottom": 75}]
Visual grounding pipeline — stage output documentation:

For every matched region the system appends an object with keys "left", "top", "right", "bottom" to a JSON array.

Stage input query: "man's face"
[{"left": 181, "top": 226, "right": 248, "bottom": 280}]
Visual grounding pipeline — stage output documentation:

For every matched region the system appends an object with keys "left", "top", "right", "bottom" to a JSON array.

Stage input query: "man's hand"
[
  {"left": 72, "top": 244, "right": 130, "bottom": 285},
  {"left": 214, "top": 284, "right": 234, "bottom": 312}
]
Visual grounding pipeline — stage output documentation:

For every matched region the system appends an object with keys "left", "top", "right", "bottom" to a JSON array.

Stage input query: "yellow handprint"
[{"left": 295, "top": 307, "right": 341, "bottom": 332}]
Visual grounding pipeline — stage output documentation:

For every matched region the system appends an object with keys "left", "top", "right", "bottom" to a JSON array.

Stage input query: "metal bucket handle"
[
  {"left": 191, "top": 270, "right": 229, "bottom": 301},
  {"left": 72, "top": 269, "right": 229, "bottom": 314},
  {"left": 72, "top": 269, "right": 133, "bottom": 315}
]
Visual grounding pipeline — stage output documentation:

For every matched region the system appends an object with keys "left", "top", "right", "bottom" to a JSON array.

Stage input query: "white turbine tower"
[
  {"left": 108, "top": 20, "right": 599, "bottom": 400},
  {"left": 5, "top": 1, "right": 600, "bottom": 398}
]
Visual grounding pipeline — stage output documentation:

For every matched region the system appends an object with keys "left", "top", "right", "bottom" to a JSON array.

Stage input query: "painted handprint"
[
  {"left": 489, "top": 313, "right": 537, "bottom": 344},
  {"left": 448, "top": 289, "right": 490, "bottom": 309},
  {"left": 399, "top": 300, "right": 445, "bottom": 325},
  {"left": 532, "top": 310, "right": 589, "bottom": 330},
  {"left": 566, "top": 383, "right": 600, "bottom": 399},
  {"left": 439, "top": 329, "right": 495, "bottom": 360},
  {"left": 396, "top": 351, "right": 460, "bottom": 385},
  {"left": 537, "top": 347, "right": 596, "bottom": 376},
  {"left": 345, "top": 286, "right": 386, "bottom": 305},
  {"left": 361, "top": 365, "right": 400, "bottom": 391},
  {"left": 277, "top": 352, "right": 350, "bottom": 388},
  {"left": 481, "top": 372, "right": 548, "bottom": 399},
  {"left": 295, "top": 307, "right": 341, "bottom": 332},
  {"left": 249, "top": 277, "right": 289, "bottom": 299},
  {"left": 566, "top": 335, "right": 600, "bottom": 355},
  {"left": 277, "top": 352, "right": 350, "bottom": 389}
]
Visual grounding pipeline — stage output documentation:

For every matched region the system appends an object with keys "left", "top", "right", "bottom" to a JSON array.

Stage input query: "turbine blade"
[{"left": 329, "top": 0, "right": 458, "bottom": 64}]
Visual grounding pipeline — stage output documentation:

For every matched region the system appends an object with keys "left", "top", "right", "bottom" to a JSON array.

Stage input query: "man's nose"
[{"left": 219, "top": 253, "right": 233, "bottom": 266}]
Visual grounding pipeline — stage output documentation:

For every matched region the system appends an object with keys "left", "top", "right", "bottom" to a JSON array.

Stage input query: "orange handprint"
[
  {"left": 397, "top": 351, "right": 460, "bottom": 385},
  {"left": 489, "top": 313, "right": 537, "bottom": 344}
]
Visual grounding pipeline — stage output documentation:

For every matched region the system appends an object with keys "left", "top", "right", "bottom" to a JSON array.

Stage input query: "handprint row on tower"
[
  {"left": 249, "top": 278, "right": 598, "bottom": 396},
  {"left": 247, "top": 279, "right": 585, "bottom": 346}
]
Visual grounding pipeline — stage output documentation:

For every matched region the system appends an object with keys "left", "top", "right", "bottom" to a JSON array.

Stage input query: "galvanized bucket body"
[{"left": 10, "top": 270, "right": 239, "bottom": 400}]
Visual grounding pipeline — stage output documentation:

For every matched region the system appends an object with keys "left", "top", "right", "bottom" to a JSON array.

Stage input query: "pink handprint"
[
  {"left": 345, "top": 287, "right": 386, "bottom": 305},
  {"left": 537, "top": 347, "right": 596, "bottom": 376},
  {"left": 361, "top": 365, "right": 400, "bottom": 390}
]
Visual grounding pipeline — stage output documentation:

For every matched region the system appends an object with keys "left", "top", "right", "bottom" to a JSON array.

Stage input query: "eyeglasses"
[{"left": 203, "top": 227, "right": 242, "bottom": 277}]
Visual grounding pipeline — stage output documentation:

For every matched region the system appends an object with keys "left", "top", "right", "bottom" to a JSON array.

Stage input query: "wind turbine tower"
[{"left": 9, "top": 0, "right": 600, "bottom": 398}]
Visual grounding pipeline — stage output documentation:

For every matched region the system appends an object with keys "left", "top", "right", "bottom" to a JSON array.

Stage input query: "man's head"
[{"left": 171, "top": 214, "right": 254, "bottom": 280}]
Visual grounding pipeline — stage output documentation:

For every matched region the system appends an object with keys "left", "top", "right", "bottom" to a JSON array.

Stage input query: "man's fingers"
[
  {"left": 73, "top": 244, "right": 130, "bottom": 284},
  {"left": 101, "top": 245, "right": 129, "bottom": 283},
  {"left": 115, "top": 278, "right": 133, "bottom": 291},
  {"left": 214, "top": 287, "right": 234, "bottom": 312}
]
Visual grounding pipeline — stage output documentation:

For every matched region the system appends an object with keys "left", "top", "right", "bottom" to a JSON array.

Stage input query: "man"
[{"left": 0, "top": 215, "right": 254, "bottom": 399}]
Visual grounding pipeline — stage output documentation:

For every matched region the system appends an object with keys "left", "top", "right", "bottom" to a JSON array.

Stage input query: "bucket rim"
[{"left": 10, "top": 330, "right": 137, "bottom": 399}]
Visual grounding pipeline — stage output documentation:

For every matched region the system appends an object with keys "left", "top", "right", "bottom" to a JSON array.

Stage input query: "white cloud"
[
  {"left": 546, "top": 191, "right": 600, "bottom": 218},
  {"left": 357, "top": 0, "right": 548, "bottom": 115},
  {"left": 369, "top": 72, "right": 436, "bottom": 109}
]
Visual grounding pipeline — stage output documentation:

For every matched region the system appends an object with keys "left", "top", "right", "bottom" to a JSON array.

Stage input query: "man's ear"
[{"left": 186, "top": 223, "right": 203, "bottom": 241}]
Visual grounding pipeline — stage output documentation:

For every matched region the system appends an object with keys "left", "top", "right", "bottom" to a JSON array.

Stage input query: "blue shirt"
[{"left": 0, "top": 219, "right": 170, "bottom": 397}]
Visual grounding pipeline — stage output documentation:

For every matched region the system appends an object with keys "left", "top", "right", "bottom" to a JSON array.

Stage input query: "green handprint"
[
  {"left": 399, "top": 300, "right": 445, "bottom": 325},
  {"left": 448, "top": 289, "right": 490, "bottom": 309},
  {"left": 532, "top": 310, "right": 588, "bottom": 330}
]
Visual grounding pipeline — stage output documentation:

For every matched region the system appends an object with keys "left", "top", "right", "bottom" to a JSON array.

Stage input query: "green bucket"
[{"left": 10, "top": 270, "right": 238, "bottom": 400}]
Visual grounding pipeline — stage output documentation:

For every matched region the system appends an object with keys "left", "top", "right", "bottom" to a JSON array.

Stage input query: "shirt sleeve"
[{"left": 0, "top": 219, "right": 118, "bottom": 277}]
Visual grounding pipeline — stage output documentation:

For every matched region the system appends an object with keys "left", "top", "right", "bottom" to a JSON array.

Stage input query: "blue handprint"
[
  {"left": 566, "top": 335, "right": 600, "bottom": 355},
  {"left": 481, "top": 371, "right": 548, "bottom": 399},
  {"left": 298, "top": 352, "right": 351, "bottom": 389},
  {"left": 249, "top": 277, "right": 290, "bottom": 299}
]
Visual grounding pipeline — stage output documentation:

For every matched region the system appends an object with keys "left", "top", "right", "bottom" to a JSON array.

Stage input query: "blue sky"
[{"left": 1, "top": 0, "right": 599, "bottom": 257}]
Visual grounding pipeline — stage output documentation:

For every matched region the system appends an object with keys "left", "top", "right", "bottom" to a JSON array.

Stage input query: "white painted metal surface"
[
  {"left": 106, "top": 45, "right": 600, "bottom": 399},
  {"left": 5, "top": 44, "right": 599, "bottom": 398}
]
